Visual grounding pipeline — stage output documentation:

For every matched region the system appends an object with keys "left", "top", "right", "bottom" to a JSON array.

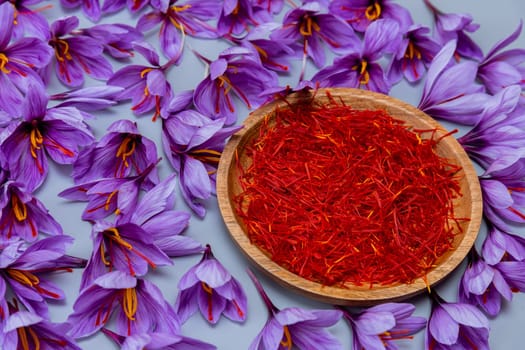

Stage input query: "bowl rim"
[{"left": 216, "top": 87, "right": 483, "bottom": 306}]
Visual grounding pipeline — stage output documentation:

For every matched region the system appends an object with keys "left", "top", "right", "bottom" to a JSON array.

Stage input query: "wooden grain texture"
[{"left": 216, "top": 88, "right": 482, "bottom": 306}]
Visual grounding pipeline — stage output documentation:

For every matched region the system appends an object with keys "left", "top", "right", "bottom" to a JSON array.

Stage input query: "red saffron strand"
[{"left": 234, "top": 97, "right": 466, "bottom": 287}]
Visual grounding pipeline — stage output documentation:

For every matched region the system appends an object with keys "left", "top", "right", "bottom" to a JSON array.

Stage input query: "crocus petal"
[
  {"left": 195, "top": 259, "right": 231, "bottom": 288},
  {"left": 0, "top": 3, "right": 14, "bottom": 48},
  {"left": 429, "top": 306, "right": 459, "bottom": 345},
  {"left": 441, "top": 303, "right": 489, "bottom": 329}
]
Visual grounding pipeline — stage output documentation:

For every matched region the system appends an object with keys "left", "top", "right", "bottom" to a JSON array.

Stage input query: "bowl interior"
[{"left": 217, "top": 88, "right": 482, "bottom": 305}]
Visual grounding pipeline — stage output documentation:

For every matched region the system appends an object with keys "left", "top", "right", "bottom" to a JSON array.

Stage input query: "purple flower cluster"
[{"left": 0, "top": 0, "right": 523, "bottom": 348}]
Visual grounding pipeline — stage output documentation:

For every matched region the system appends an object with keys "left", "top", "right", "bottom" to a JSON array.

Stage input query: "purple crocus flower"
[
  {"left": 80, "top": 23, "right": 144, "bottom": 60},
  {"left": 60, "top": 0, "right": 102, "bottom": 22},
  {"left": 2, "top": 309, "right": 80, "bottom": 349},
  {"left": 0, "top": 0, "right": 51, "bottom": 40},
  {"left": 79, "top": 219, "right": 172, "bottom": 290},
  {"left": 424, "top": 0, "right": 484, "bottom": 61},
  {"left": 482, "top": 224, "right": 525, "bottom": 265},
  {"left": 102, "top": 0, "right": 150, "bottom": 14},
  {"left": 108, "top": 41, "right": 175, "bottom": 121},
  {"left": 253, "top": 0, "right": 284, "bottom": 15},
  {"left": 0, "top": 236, "right": 86, "bottom": 319},
  {"left": 0, "top": 180, "right": 62, "bottom": 242},
  {"left": 426, "top": 291, "right": 490, "bottom": 349},
  {"left": 67, "top": 271, "right": 181, "bottom": 338},
  {"left": 232, "top": 23, "right": 295, "bottom": 73},
  {"left": 477, "top": 21, "right": 525, "bottom": 94},
  {"left": 418, "top": 40, "right": 489, "bottom": 126},
  {"left": 458, "top": 248, "right": 513, "bottom": 317},
  {"left": 46, "top": 16, "right": 113, "bottom": 87},
  {"left": 162, "top": 110, "right": 241, "bottom": 217},
  {"left": 247, "top": 269, "right": 342, "bottom": 350},
  {"left": 58, "top": 161, "right": 159, "bottom": 221},
  {"left": 72, "top": 119, "right": 159, "bottom": 184},
  {"left": 217, "top": 0, "right": 272, "bottom": 37},
  {"left": 387, "top": 24, "right": 441, "bottom": 84},
  {"left": 311, "top": 18, "right": 400, "bottom": 93},
  {"left": 479, "top": 153, "right": 525, "bottom": 229},
  {"left": 457, "top": 85, "right": 523, "bottom": 169},
  {"left": 174, "top": 244, "right": 247, "bottom": 324},
  {"left": 121, "top": 173, "right": 202, "bottom": 258},
  {"left": 193, "top": 46, "right": 278, "bottom": 124},
  {"left": 102, "top": 328, "right": 217, "bottom": 350},
  {"left": 0, "top": 2, "right": 53, "bottom": 117},
  {"left": 136, "top": 0, "right": 220, "bottom": 61},
  {"left": 339, "top": 303, "right": 426, "bottom": 349},
  {"left": 0, "top": 82, "right": 95, "bottom": 192},
  {"left": 329, "top": 0, "right": 412, "bottom": 32},
  {"left": 49, "top": 84, "right": 124, "bottom": 112},
  {"left": 269, "top": 2, "right": 359, "bottom": 68}
]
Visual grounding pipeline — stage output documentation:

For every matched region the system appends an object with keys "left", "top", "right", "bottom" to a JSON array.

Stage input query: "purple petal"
[
  {"left": 429, "top": 306, "right": 459, "bottom": 345},
  {"left": 195, "top": 259, "right": 231, "bottom": 288},
  {"left": 0, "top": 3, "right": 14, "bottom": 48},
  {"left": 441, "top": 303, "right": 489, "bottom": 329}
]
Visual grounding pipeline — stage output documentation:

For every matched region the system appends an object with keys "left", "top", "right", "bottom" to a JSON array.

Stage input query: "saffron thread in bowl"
[{"left": 234, "top": 98, "right": 467, "bottom": 287}]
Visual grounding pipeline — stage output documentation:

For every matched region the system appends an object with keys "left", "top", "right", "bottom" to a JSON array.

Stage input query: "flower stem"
[{"left": 246, "top": 268, "right": 279, "bottom": 316}]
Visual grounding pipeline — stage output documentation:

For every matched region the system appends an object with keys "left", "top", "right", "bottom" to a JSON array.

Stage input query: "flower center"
[
  {"left": 405, "top": 41, "right": 422, "bottom": 60},
  {"left": 6, "top": 269, "right": 60, "bottom": 298},
  {"left": 51, "top": 38, "right": 73, "bottom": 62},
  {"left": 352, "top": 60, "right": 370, "bottom": 85},
  {"left": 101, "top": 227, "right": 157, "bottom": 275},
  {"left": 280, "top": 325, "right": 293, "bottom": 349},
  {"left": 168, "top": 4, "right": 193, "bottom": 33},
  {"left": 116, "top": 135, "right": 137, "bottom": 169},
  {"left": 365, "top": 1, "right": 382, "bottom": 21},
  {"left": 29, "top": 125, "right": 44, "bottom": 159},
  {"left": 0, "top": 53, "right": 11, "bottom": 74},
  {"left": 16, "top": 326, "right": 40, "bottom": 350},
  {"left": 122, "top": 287, "right": 138, "bottom": 321},
  {"left": 299, "top": 16, "right": 320, "bottom": 36},
  {"left": 11, "top": 194, "right": 27, "bottom": 221}
]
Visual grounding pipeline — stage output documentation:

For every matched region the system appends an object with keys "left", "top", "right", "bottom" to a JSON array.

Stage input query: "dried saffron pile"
[{"left": 234, "top": 98, "right": 465, "bottom": 287}]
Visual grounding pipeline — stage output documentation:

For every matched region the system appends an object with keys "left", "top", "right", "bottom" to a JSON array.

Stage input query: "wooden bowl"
[{"left": 217, "top": 88, "right": 482, "bottom": 306}]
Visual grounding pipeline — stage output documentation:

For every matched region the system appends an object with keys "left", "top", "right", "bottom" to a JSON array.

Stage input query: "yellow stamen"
[
  {"left": 53, "top": 39, "right": 73, "bottom": 62},
  {"left": 122, "top": 288, "right": 138, "bottom": 321},
  {"left": 352, "top": 60, "right": 370, "bottom": 85},
  {"left": 189, "top": 149, "right": 222, "bottom": 164},
  {"left": 253, "top": 44, "right": 268, "bottom": 59},
  {"left": 100, "top": 244, "right": 110, "bottom": 266},
  {"left": 140, "top": 67, "right": 153, "bottom": 78},
  {"left": 30, "top": 127, "right": 44, "bottom": 159},
  {"left": 280, "top": 325, "right": 293, "bottom": 349},
  {"left": 17, "top": 327, "right": 30, "bottom": 350},
  {"left": 115, "top": 136, "right": 137, "bottom": 168},
  {"left": 299, "top": 17, "right": 321, "bottom": 36},
  {"left": 11, "top": 195, "right": 27, "bottom": 221},
  {"left": 105, "top": 227, "right": 133, "bottom": 250},
  {"left": 28, "top": 328, "right": 40, "bottom": 350},
  {"left": 365, "top": 1, "right": 382, "bottom": 21},
  {"left": 405, "top": 41, "right": 422, "bottom": 60},
  {"left": 201, "top": 281, "right": 213, "bottom": 294},
  {"left": 170, "top": 18, "right": 184, "bottom": 31},
  {"left": 13, "top": 8, "right": 19, "bottom": 26},
  {"left": 172, "top": 4, "right": 191, "bottom": 12},
  {"left": 0, "top": 53, "right": 11, "bottom": 74},
  {"left": 7, "top": 269, "right": 40, "bottom": 287},
  {"left": 105, "top": 190, "right": 119, "bottom": 211},
  {"left": 217, "top": 75, "right": 233, "bottom": 95}
]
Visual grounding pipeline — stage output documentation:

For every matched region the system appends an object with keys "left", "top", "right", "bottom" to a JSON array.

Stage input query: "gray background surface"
[{"left": 34, "top": 1, "right": 525, "bottom": 349}]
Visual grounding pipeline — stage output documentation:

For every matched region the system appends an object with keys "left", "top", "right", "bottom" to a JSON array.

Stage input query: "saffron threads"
[{"left": 234, "top": 97, "right": 466, "bottom": 287}]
